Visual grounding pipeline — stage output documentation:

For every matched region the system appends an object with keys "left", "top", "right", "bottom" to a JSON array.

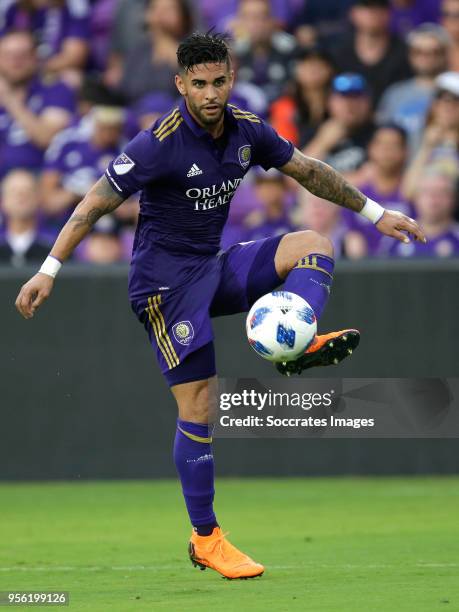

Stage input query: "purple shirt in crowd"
[
  {"left": 390, "top": 0, "right": 441, "bottom": 36},
  {"left": 89, "top": 0, "right": 116, "bottom": 70},
  {"left": 45, "top": 133, "right": 119, "bottom": 186},
  {"left": 388, "top": 224, "right": 459, "bottom": 258},
  {"left": 0, "top": 78, "right": 75, "bottom": 178},
  {"left": 0, "top": 0, "right": 90, "bottom": 59},
  {"left": 342, "top": 182, "right": 413, "bottom": 256},
  {"left": 199, "top": 0, "right": 303, "bottom": 30},
  {"left": 43, "top": 126, "right": 120, "bottom": 230},
  {"left": 104, "top": 99, "right": 294, "bottom": 301}
]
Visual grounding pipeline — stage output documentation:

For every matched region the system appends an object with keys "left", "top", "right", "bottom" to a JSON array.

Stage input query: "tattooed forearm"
[
  {"left": 69, "top": 176, "right": 125, "bottom": 231},
  {"left": 48, "top": 175, "right": 126, "bottom": 262},
  {"left": 70, "top": 205, "right": 114, "bottom": 230},
  {"left": 280, "top": 148, "right": 366, "bottom": 212}
]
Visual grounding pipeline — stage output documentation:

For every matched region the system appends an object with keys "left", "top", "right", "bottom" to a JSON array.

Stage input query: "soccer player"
[{"left": 15, "top": 32, "right": 425, "bottom": 579}]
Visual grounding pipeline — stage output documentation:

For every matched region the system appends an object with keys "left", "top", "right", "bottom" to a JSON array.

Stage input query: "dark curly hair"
[{"left": 177, "top": 31, "right": 231, "bottom": 73}]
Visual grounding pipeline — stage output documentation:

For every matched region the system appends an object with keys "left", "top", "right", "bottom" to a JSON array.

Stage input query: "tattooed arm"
[
  {"left": 15, "top": 176, "right": 126, "bottom": 319},
  {"left": 49, "top": 175, "right": 126, "bottom": 262},
  {"left": 280, "top": 148, "right": 426, "bottom": 242},
  {"left": 280, "top": 148, "right": 366, "bottom": 212}
]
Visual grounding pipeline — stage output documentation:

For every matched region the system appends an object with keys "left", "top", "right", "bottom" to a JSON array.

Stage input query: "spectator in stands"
[
  {"left": 343, "top": 124, "right": 412, "bottom": 258},
  {"left": 294, "top": 0, "right": 356, "bottom": 48},
  {"left": 390, "top": 0, "right": 441, "bottom": 37},
  {"left": 229, "top": 57, "right": 269, "bottom": 119},
  {"left": 304, "top": 73, "right": 375, "bottom": 175},
  {"left": 0, "top": 169, "right": 53, "bottom": 266},
  {"left": 105, "top": 0, "right": 147, "bottom": 87},
  {"left": 126, "top": 92, "right": 177, "bottom": 138},
  {"left": 294, "top": 191, "right": 346, "bottom": 257},
  {"left": 402, "top": 72, "right": 459, "bottom": 200},
  {"left": 389, "top": 171, "right": 459, "bottom": 257},
  {"left": 90, "top": 0, "right": 118, "bottom": 72},
  {"left": 113, "top": 0, "right": 193, "bottom": 103},
  {"left": 232, "top": 0, "right": 297, "bottom": 103},
  {"left": 242, "top": 170, "right": 295, "bottom": 241},
  {"left": 201, "top": 0, "right": 301, "bottom": 32},
  {"left": 441, "top": 0, "right": 459, "bottom": 70},
  {"left": 270, "top": 47, "right": 335, "bottom": 148},
  {"left": 75, "top": 76, "right": 126, "bottom": 132},
  {"left": 330, "top": 0, "right": 412, "bottom": 106},
  {"left": 0, "top": 0, "right": 90, "bottom": 81},
  {"left": 0, "top": 30, "right": 76, "bottom": 179},
  {"left": 40, "top": 105, "right": 124, "bottom": 232},
  {"left": 377, "top": 23, "right": 450, "bottom": 154},
  {"left": 75, "top": 215, "right": 123, "bottom": 264}
]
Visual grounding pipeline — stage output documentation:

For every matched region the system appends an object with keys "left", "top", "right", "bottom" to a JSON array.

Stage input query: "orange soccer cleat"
[
  {"left": 188, "top": 527, "right": 264, "bottom": 579},
  {"left": 276, "top": 329, "right": 360, "bottom": 376}
]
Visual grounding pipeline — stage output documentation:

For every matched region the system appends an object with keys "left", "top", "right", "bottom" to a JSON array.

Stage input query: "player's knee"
[
  {"left": 304, "top": 231, "right": 334, "bottom": 259},
  {"left": 276, "top": 230, "right": 334, "bottom": 279},
  {"left": 287, "top": 230, "right": 334, "bottom": 260},
  {"left": 172, "top": 377, "right": 217, "bottom": 424}
]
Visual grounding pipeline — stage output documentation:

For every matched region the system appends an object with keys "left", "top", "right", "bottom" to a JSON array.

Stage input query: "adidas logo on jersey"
[{"left": 187, "top": 164, "right": 203, "bottom": 177}]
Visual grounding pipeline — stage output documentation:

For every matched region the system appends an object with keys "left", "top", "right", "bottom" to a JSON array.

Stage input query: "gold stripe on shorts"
[
  {"left": 145, "top": 296, "right": 178, "bottom": 369},
  {"left": 153, "top": 295, "right": 180, "bottom": 366}
]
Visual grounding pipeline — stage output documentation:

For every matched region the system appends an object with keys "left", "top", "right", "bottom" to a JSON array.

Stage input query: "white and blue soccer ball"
[{"left": 246, "top": 291, "right": 317, "bottom": 363}]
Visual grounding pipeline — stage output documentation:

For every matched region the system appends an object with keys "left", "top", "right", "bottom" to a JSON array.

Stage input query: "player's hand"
[
  {"left": 376, "top": 210, "right": 426, "bottom": 244},
  {"left": 15, "top": 273, "right": 55, "bottom": 319}
]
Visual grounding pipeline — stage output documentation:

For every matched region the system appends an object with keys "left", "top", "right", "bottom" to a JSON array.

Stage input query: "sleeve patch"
[{"left": 113, "top": 153, "right": 135, "bottom": 175}]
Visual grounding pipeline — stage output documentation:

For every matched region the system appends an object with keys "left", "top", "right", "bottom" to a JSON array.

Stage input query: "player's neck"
[{"left": 204, "top": 120, "right": 225, "bottom": 139}]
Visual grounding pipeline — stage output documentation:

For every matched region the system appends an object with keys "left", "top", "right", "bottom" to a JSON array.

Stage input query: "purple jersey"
[
  {"left": 43, "top": 130, "right": 120, "bottom": 229},
  {"left": 0, "top": 78, "right": 75, "bottom": 177},
  {"left": 105, "top": 99, "right": 294, "bottom": 301},
  {"left": 388, "top": 224, "right": 459, "bottom": 258},
  {"left": 45, "top": 134, "right": 119, "bottom": 191},
  {"left": 342, "top": 182, "right": 413, "bottom": 256},
  {"left": 0, "top": 0, "right": 90, "bottom": 59}
]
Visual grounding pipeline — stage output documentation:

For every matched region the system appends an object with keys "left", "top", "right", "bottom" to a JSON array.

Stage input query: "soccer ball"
[{"left": 246, "top": 291, "right": 317, "bottom": 362}]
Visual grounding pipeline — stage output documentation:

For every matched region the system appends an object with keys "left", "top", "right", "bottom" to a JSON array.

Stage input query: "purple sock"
[
  {"left": 173, "top": 419, "right": 217, "bottom": 533},
  {"left": 283, "top": 253, "right": 334, "bottom": 319}
]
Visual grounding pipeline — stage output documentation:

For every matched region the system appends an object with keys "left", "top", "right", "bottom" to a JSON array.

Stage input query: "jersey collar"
[{"left": 179, "top": 98, "right": 236, "bottom": 139}]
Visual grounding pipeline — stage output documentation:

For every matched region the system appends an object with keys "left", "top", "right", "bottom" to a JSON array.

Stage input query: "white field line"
[{"left": 0, "top": 563, "right": 458, "bottom": 572}]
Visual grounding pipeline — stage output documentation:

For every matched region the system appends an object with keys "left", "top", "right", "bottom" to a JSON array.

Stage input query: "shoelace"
[{"left": 209, "top": 531, "right": 231, "bottom": 561}]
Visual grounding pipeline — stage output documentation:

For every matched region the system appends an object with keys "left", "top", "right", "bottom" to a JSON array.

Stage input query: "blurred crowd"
[{"left": 1, "top": 0, "right": 459, "bottom": 266}]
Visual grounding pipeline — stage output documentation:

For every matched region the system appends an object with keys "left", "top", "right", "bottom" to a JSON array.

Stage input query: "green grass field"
[{"left": 1, "top": 478, "right": 458, "bottom": 611}]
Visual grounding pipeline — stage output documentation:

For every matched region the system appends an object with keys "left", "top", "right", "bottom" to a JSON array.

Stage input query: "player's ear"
[
  {"left": 175, "top": 73, "right": 186, "bottom": 96},
  {"left": 228, "top": 69, "right": 235, "bottom": 90}
]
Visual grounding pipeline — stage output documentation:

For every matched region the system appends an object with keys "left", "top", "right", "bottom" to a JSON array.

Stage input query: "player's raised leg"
[
  {"left": 274, "top": 230, "right": 360, "bottom": 375},
  {"left": 171, "top": 374, "right": 264, "bottom": 579}
]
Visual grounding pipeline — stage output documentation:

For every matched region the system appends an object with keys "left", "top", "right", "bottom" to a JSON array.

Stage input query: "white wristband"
[
  {"left": 360, "top": 197, "right": 385, "bottom": 224},
  {"left": 39, "top": 255, "right": 62, "bottom": 278}
]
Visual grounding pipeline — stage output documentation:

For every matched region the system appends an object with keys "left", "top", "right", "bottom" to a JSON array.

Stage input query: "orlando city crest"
[
  {"left": 172, "top": 321, "right": 194, "bottom": 346},
  {"left": 238, "top": 145, "right": 252, "bottom": 169}
]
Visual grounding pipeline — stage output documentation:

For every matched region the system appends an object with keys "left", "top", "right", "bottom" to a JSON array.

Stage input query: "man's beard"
[{"left": 192, "top": 102, "right": 226, "bottom": 126}]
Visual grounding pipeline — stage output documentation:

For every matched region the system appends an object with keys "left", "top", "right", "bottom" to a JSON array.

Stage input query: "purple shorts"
[{"left": 130, "top": 234, "right": 284, "bottom": 385}]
